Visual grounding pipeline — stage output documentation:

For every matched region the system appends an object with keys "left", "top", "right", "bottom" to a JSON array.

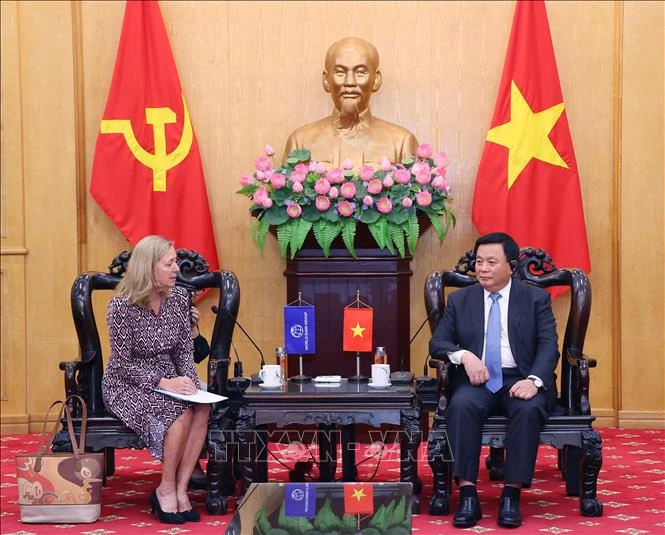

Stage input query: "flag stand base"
[
  {"left": 348, "top": 374, "right": 369, "bottom": 383},
  {"left": 348, "top": 352, "right": 369, "bottom": 382},
  {"left": 290, "top": 355, "right": 311, "bottom": 383},
  {"left": 290, "top": 374, "right": 311, "bottom": 383}
]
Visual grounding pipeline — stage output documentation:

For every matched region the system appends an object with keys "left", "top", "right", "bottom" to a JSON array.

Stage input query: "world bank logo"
[
  {"left": 291, "top": 488, "right": 305, "bottom": 501},
  {"left": 290, "top": 324, "right": 304, "bottom": 338}
]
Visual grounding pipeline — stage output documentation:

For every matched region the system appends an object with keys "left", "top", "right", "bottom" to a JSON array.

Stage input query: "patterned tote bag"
[{"left": 16, "top": 396, "right": 104, "bottom": 523}]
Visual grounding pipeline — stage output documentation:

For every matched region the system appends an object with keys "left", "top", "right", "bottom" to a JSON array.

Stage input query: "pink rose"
[
  {"left": 367, "top": 179, "right": 383, "bottom": 195},
  {"left": 295, "top": 163, "right": 309, "bottom": 174},
  {"left": 363, "top": 195, "right": 374, "bottom": 207},
  {"left": 254, "top": 155, "right": 271, "bottom": 172},
  {"left": 359, "top": 164, "right": 375, "bottom": 181},
  {"left": 239, "top": 174, "right": 253, "bottom": 186},
  {"left": 382, "top": 175, "right": 394, "bottom": 188},
  {"left": 329, "top": 186, "right": 339, "bottom": 199},
  {"left": 252, "top": 187, "right": 268, "bottom": 204},
  {"left": 314, "top": 178, "right": 331, "bottom": 195},
  {"left": 340, "top": 182, "right": 356, "bottom": 199},
  {"left": 287, "top": 204, "right": 302, "bottom": 218},
  {"left": 433, "top": 151, "right": 450, "bottom": 168},
  {"left": 380, "top": 156, "right": 392, "bottom": 171},
  {"left": 343, "top": 159, "right": 354, "bottom": 170},
  {"left": 256, "top": 170, "right": 265, "bottom": 180},
  {"left": 261, "top": 197, "right": 273, "bottom": 209},
  {"left": 315, "top": 196, "right": 331, "bottom": 211},
  {"left": 326, "top": 168, "right": 344, "bottom": 184},
  {"left": 417, "top": 143, "right": 433, "bottom": 158},
  {"left": 401, "top": 197, "right": 413, "bottom": 208},
  {"left": 264, "top": 144, "right": 275, "bottom": 156},
  {"left": 415, "top": 172, "right": 431, "bottom": 185},
  {"left": 376, "top": 197, "right": 393, "bottom": 214},
  {"left": 394, "top": 168, "right": 411, "bottom": 184},
  {"left": 308, "top": 161, "right": 318, "bottom": 172},
  {"left": 416, "top": 191, "right": 432, "bottom": 207},
  {"left": 291, "top": 171, "right": 306, "bottom": 183},
  {"left": 411, "top": 161, "right": 430, "bottom": 175},
  {"left": 337, "top": 201, "right": 354, "bottom": 217},
  {"left": 270, "top": 173, "right": 286, "bottom": 189},
  {"left": 436, "top": 166, "right": 448, "bottom": 178},
  {"left": 431, "top": 176, "right": 449, "bottom": 190},
  {"left": 292, "top": 182, "right": 303, "bottom": 193},
  {"left": 315, "top": 162, "right": 326, "bottom": 174}
]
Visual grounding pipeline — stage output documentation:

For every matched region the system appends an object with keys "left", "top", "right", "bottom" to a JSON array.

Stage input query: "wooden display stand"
[{"left": 284, "top": 244, "right": 413, "bottom": 379}]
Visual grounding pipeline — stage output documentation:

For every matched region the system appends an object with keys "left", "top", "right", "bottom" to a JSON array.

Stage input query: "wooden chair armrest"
[
  {"left": 429, "top": 357, "right": 452, "bottom": 414},
  {"left": 565, "top": 349, "right": 595, "bottom": 416},
  {"left": 59, "top": 360, "right": 82, "bottom": 415}
]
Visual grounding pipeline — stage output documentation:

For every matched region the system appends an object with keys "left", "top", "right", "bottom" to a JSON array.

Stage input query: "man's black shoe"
[
  {"left": 498, "top": 496, "right": 522, "bottom": 528},
  {"left": 453, "top": 496, "right": 482, "bottom": 528}
]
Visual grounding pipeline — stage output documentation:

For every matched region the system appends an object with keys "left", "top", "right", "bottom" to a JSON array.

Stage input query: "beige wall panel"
[
  {"left": 4, "top": 1, "right": 661, "bottom": 428},
  {"left": 78, "top": 0, "right": 621, "bottom": 402},
  {"left": 18, "top": 1, "right": 79, "bottom": 422},
  {"left": 1, "top": 1, "right": 25, "bottom": 248},
  {"left": 0, "top": 258, "right": 28, "bottom": 431},
  {"left": 620, "top": 2, "right": 665, "bottom": 414}
]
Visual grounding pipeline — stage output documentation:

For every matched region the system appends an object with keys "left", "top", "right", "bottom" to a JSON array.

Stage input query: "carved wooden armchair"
[
  {"left": 52, "top": 249, "right": 240, "bottom": 514},
  {"left": 425, "top": 248, "right": 603, "bottom": 517}
]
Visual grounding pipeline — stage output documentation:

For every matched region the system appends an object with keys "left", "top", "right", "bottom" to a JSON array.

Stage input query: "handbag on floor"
[{"left": 16, "top": 395, "right": 104, "bottom": 523}]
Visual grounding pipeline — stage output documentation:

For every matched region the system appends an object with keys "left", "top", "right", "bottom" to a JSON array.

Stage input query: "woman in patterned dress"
[{"left": 101, "top": 235, "right": 210, "bottom": 524}]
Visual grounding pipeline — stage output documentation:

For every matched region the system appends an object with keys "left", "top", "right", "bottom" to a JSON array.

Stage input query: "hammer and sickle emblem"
[{"left": 100, "top": 94, "right": 193, "bottom": 192}]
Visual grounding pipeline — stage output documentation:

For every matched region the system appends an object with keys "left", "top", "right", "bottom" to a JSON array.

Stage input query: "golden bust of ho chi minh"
[{"left": 283, "top": 37, "right": 418, "bottom": 168}]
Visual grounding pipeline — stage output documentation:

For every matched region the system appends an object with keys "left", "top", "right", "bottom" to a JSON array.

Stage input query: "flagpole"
[
  {"left": 348, "top": 290, "right": 370, "bottom": 383},
  {"left": 288, "top": 292, "right": 311, "bottom": 383}
]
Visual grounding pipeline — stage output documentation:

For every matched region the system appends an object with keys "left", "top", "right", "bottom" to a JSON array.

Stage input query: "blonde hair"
[{"left": 116, "top": 235, "right": 175, "bottom": 309}]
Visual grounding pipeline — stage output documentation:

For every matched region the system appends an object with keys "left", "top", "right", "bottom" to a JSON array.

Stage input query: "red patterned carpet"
[{"left": 1, "top": 428, "right": 664, "bottom": 534}]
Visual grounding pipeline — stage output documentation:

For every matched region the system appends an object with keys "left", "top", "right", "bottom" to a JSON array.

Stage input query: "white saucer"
[
  {"left": 258, "top": 383, "right": 281, "bottom": 389},
  {"left": 368, "top": 381, "right": 392, "bottom": 388}
]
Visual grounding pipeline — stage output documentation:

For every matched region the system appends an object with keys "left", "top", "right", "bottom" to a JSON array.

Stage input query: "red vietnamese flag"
[
  {"left": 90, "top": 0, "right": 219, "bottom": 270},
  {"left": 343, "top": 307, "right": 373, "bottom": 352},
  {"left": 344, "top": 483, "right": 374, "bottom": 514},
  {"left": 472, "top": 0, "right": 590, "bottom": 293}
]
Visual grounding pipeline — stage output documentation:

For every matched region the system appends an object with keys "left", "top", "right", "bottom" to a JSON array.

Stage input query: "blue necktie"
[{"left": 485, "top": 292, "right": 502, "bottom": 393}]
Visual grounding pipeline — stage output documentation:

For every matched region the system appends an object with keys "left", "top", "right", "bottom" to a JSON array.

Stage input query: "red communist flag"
[
  {"left": 90, "top": 0, "right": 219, "bottom": 270},
  {"left": 344, "top": 483, "right": 374, "bottom": 515},
  {"left": 343, "top": 307, "right": 373, "bottom": 352},
  {"left": 472, "top": 0, "right": 590, "bottom": 291}
]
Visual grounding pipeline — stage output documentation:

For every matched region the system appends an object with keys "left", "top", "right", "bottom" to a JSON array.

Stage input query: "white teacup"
[
  {"left": 371, "top": 364, "right": 391, "bottom": 386},
  {"left": 259, "top": 364, "right": 281, "bottom": 386}
]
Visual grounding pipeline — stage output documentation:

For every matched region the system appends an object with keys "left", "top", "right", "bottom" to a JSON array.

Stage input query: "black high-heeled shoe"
[
  {"left": 179, "top": 506, "right": 201, "bottom": 522},
  {"left": 150, "top": 489, "right": 185, "bottom": 524}
]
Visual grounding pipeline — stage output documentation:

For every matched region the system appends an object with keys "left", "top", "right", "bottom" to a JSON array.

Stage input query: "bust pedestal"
[{"left": 284, "top": 224, "right": 414, "bottom": 379}]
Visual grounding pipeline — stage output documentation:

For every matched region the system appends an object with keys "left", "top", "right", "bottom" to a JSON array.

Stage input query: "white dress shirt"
[{"left": 448, "top": 279, "right": 516, "bottom": 368}]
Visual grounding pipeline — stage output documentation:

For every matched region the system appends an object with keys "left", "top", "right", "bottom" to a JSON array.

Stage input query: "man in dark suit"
[{"left": 429, "top": 232, "right": 559, "bottom": 528}]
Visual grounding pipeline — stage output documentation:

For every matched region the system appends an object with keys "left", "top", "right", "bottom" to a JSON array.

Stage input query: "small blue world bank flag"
[
  {"left": 284, "top": 482, "right": 316, "bottom": 517},
  {"left": 284, "top": 305, "right": 316, "bottom": 354}
]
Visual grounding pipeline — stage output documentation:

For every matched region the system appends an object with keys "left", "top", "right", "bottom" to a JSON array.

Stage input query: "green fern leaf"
[
  {"left": 425, "top": 209, "right": 445, "bottom": 242},
  {"left": 341, "top": 218, "right": 358, "bottom": 258},
  {"left": 276, "top": 220, "right": 294, "bottom": 259},
  {"left": 253, "top": 217, "right": 271, "bottom": 252},
  {"left": 289, "top": 218, "right": 313, "bottom": 259},
  {"left": 368, "top": 218, "right": 388, "bottom": 249},
  {"left": 405, "top": 210, "right": 419, "bottom": 255},
  {"left": 389, "top": 223, "right": 406, "bottom": 258},
  {"left": 312, "top": 220, "right": 342, "bottom": 258}
]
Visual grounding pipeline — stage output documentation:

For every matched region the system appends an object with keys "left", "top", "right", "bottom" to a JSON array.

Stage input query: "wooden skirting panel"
[
  {"left": 618, "top": 411, "right": 665, "bottom": 429},
  {"left": 1, "top": 414, "right": 29, "bottom": 434}
]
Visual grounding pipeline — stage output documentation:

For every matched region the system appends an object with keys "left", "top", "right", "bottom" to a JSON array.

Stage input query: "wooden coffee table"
[{"left": 235, "top": 379, "right": 422, "bottom": 513}]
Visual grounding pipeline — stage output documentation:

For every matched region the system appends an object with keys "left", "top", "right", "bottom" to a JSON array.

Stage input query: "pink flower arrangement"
[{"left": 237, "top": 143, "right": 454, "bottom": 258}]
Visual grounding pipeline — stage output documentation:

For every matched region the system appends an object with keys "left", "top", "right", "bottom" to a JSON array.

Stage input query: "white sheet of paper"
[{"left": 154, "top": 388, "right": 227, "bottom": 403}]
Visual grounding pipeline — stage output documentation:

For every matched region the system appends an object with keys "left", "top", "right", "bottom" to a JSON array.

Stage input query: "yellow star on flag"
[
  {"left": 350, "top": 323, "right": 366, "bottom": 338},
  {"left": 351, "top": 488, "right": 366, "bottom": 501},
  {"left": 486, "top": 80, "right": 568, "bottom": 189}
]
